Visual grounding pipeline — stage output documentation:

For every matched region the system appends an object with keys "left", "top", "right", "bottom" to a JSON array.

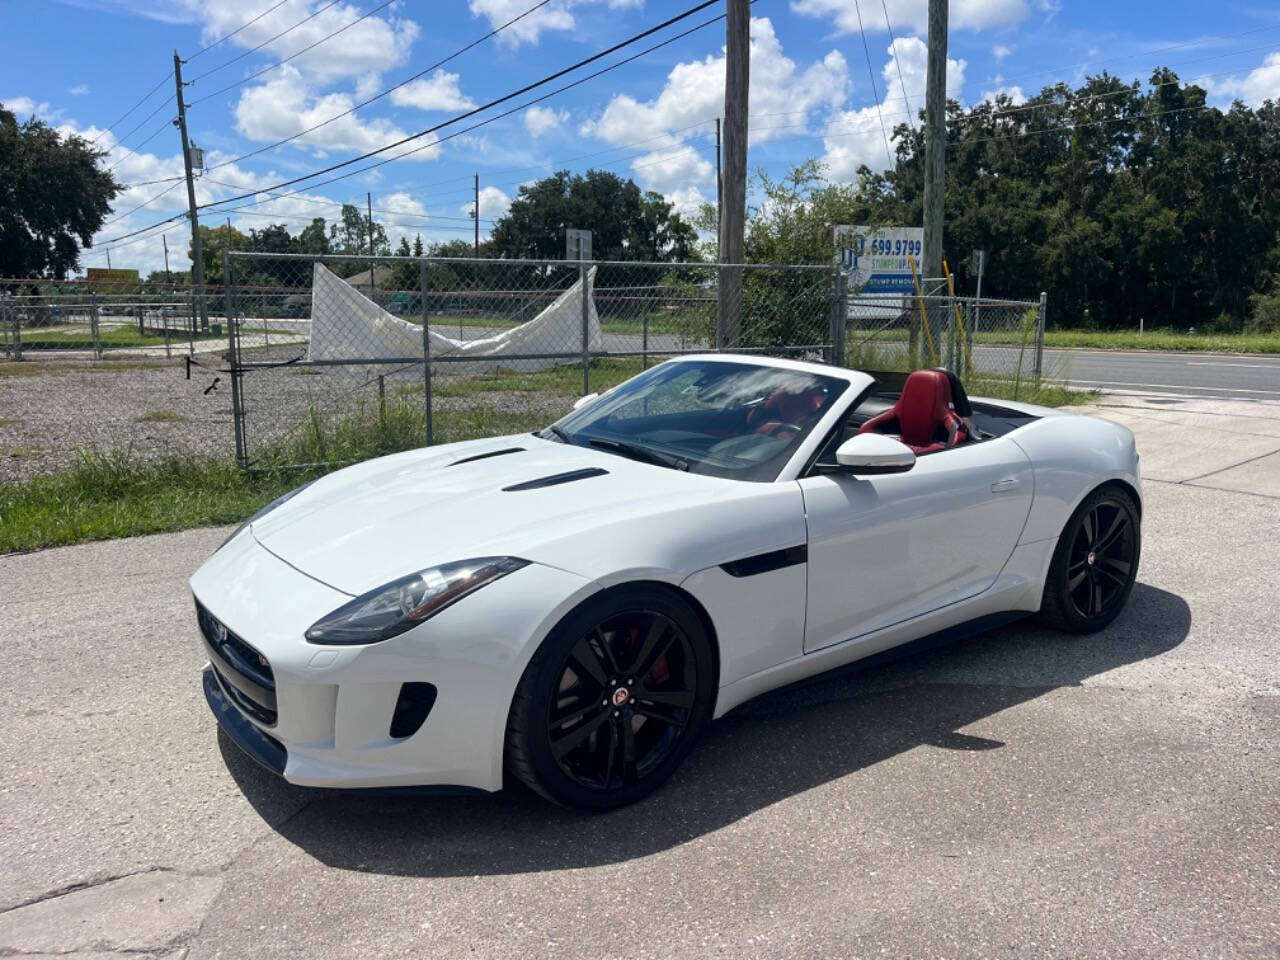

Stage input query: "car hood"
[{"left": 250, "top": 435, "right": 740, "bottom": 595}]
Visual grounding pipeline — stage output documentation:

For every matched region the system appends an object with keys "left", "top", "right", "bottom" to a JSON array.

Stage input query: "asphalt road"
[
  {"left": 1043, "top": 348, "right": 1280, "bottom": 400},
  {"left": 1, "top": 393, "right": 1277, "bottom": 959}
]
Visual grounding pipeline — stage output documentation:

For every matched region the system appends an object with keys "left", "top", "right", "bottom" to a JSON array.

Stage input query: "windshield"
[{"left": 547, "top": 359, "right": 849, "bottom": 482}]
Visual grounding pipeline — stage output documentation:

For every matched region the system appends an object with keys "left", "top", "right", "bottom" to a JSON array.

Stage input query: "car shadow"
[{"left": 220, "top": 581, "right": 1190, "bottom": 876}]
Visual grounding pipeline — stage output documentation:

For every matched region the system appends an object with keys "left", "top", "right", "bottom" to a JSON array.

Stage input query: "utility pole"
[
  {"left": 714, "top": 117, "right": 722, "bottom": 232},
  {"left": 473, "top": 173, "right": 480, "bottom": 257},
  {"left": 717, "top": 0, "right": 748, "bottom": 350},
  {"left": 173, "top": 51, "right": 207, "bottom": 331},
  {"left": 921, "top": 0, "right": 948, "bottom": 284},
  {"left": 106, "top": 247, "right": 112, "bottom": 270},
  {"left": 366, "top": 188, "right": 373, "bottom": 293},
  {"left": 163, "top": 234, "right": 170, "bottom": 283}
]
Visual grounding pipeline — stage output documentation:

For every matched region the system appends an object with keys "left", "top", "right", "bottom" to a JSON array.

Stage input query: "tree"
[
  {"left": 296, "top": 217, "right": 330, "bottom": 255},
  {"left": 0, "top": 107, "right": 122, "bottom": 277},
  {"left": 330, "top": 203, "right": 388, "bottom": 258},
  {"left": 188, "top": 223, "right": 249, "bottom": 285},
  {"left": 489, "top": 170, "right": 697, "bottom": 262}
]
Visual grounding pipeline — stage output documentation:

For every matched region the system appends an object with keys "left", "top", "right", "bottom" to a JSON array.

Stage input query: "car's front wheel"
[
  {"left": 1039, "top": 484, "right": 1141, "bottom": 633},
  {"left": 505, "top": 585, "right": 715, "bottom": 810}
]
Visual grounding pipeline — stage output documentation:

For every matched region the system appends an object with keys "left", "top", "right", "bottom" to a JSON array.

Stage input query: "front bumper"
[{"left": 191, "top": 530, "right": 600, "bottom": 791}]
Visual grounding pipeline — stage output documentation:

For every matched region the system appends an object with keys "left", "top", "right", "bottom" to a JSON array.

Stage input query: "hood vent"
[
  {"left": 450, "top": 446, "right": 525, "bottom": 466},
  {"left": 503, "top": 467, "right": 609, "bottom": 492}
]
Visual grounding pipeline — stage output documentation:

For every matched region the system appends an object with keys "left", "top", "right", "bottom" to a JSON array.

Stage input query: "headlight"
[
  {"left": 304, "top": 557, "right": 529, "bottom": 645},
  {"left": 218, "top": 479, "right": 316, "bottom": 552}
]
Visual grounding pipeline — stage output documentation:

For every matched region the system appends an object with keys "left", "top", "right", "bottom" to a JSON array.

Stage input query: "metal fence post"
[
  {"left": 89, "top": 290, "right": 102, "bottom": 360},
  {"left": 188, "top": 292, "right": 196, "bottom": 355},
  {"left": 580, "top": 260, "right": 590, "bottom": 396},
  {"left": 642, "top": 312, "right": 650, "bottom": 370},
  {"left": 419, "top": 262, "right": 433, "bottom": 446},
  {"left": 829, "top": 267, "right": 847, "bottom": 365},
  {"left": 163, "top": 309, "right": 172, "bottom": 359},
  {"left": 11, "top": 299, "right": 20, "bottom": 361},
  {"left": 1034, "top": 290, "right": 1047, "bottom": 377},
  {"left": 224, "top": 250, "right": 248, "bottom": 469}
]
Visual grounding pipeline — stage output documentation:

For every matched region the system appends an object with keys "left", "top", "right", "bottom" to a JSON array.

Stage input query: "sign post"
[{"left": 566, "top": 228, "right": 592, "bottom": 262}]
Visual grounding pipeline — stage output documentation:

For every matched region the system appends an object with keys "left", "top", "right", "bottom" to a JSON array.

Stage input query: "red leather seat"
[
  {"left": 750, "top": 386, "right": 826, "bottom": 438},
  {"left": 858, "top": 369, "right": 967, "bottom": 454}
]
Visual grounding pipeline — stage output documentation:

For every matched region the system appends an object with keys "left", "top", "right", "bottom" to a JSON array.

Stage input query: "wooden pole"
[
  {"left": 473, "top": 173, "right": 480, "bottom": 257},
  {"left": 717, "top": 0, "right": 748, "bottom": 350},
  {"left": 174, "top": 52, "right": 207, "bottom": 332},
  {"left": 921, "top": 0, "right": 948, "bottom": 282}
]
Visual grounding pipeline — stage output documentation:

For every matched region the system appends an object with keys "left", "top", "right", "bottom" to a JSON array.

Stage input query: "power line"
[
  {"left": 107, "top": 114, "right": 174, "bottom": 172},
  {"left": 185, "top": 0, "right": 291, "bottom": 62},
  {"left": 202, "top": 0, "right": 553, "bottom": 173},
  {"left": 195, "top": 0, "right": 720, "bottom": 213},
  {"left": 852, "top": 0, "right": 893, "bottom": 168},
  {"left": 186, "top": 0, "right": 344, "bottom": 85},
  {"left": 89, "top": 71, "right": 172, "bottom": 145},
  {"left": 880, "top": 0, "right": 913, "bottom": 128},
  {"left": 101, "top": 180, "right": 186, "bottom": 229},
  {"left": 187, "top": 0, "right": 396, "bottom": 108},
  {"left": 207, "top": 8, "right": 726, "bottom": 223}
]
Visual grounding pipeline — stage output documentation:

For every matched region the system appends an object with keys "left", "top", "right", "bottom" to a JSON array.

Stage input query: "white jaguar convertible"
[{"left": 192, "top": 355, "right": 1141, "bottom": 809}]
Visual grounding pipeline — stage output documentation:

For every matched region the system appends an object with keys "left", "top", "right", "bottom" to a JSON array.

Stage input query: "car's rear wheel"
[
  {"left": 1039, "top": 485, "right": 1141, "bottom": 634},
  {"left": 505, "top": 585, "right": 715, "bottom": 810}
]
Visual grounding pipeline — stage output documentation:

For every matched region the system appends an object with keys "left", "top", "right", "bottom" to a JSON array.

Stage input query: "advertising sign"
[{"left": 834, "top": 225, "right": 924, "bottom": 293}]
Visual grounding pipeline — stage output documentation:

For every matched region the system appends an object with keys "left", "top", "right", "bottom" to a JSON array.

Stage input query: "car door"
[{"left": 798, "top": 434, "right": 1034, "bottom": 653}]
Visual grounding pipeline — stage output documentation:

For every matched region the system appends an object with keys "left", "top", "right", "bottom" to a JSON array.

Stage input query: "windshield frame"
[{"left": 545, "top": 356, "right": 871, "bottom": 483}]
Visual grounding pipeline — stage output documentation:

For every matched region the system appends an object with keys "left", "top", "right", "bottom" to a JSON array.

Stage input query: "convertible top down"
[{"left": 192, "top": 355, "right": 1141, "bottom": 809}]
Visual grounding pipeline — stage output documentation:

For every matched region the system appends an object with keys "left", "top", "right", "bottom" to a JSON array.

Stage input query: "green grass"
[
  {"left": 429, "top": 356, "right": 648, "bottom": 398},
  {"left": 0, "top": 451, "right": 299, "bottom": 554},
  {"left": 14, "top": 325, "right": 280, "bottom": 350},
  {"left": 1037, "top": 329, "right": 1280, "bottom": 353},
  {"left": 135, "top": 409, "right": 186, "bottom": 423}
]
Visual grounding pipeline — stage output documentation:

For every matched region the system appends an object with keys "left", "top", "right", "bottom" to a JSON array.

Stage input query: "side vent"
[
  {"left": 503, "top": 467, "right": 608, "bottom": 492},
  {"left": 450, "top": 447, "right": 525, "bottom": 466},
  {"left": 389, "top": 682, "right": 438, "bottom": 739}
]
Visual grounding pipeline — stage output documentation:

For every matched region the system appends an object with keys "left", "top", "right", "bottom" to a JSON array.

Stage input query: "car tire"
[
  {"left": 505, "top": 584, "right": 716, "bottom": 811},
  {"left": 1039, "top": 484, "right": 1141, "bottom": 634}
]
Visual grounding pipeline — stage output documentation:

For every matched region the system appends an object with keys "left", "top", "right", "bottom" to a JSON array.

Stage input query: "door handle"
[{"left": 990, "top": 478, "right": 1021, "bottom": 493}]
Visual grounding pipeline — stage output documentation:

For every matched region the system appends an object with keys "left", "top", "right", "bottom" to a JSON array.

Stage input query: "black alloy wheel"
[
  {"left": 506, "top": 585, "right": 714, "bottom": 810},
  {"left": 1040, "top": 485, "right": 1141, "bottom": 633}
]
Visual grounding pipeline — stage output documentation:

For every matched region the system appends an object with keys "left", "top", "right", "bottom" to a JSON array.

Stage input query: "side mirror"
[
  {"left": 572, "top": 392, "right": 599, "bottom": 411},
  {"left": 834, "top": 433, "right": 916, "bottom": 474}
]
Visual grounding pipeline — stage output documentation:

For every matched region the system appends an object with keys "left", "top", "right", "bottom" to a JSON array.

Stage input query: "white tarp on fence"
[{"left": 307, "top": 262, "right": 603, "bottom": 370}]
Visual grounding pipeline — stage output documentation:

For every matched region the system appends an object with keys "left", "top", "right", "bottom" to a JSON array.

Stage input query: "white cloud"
[
  {"left": 1197, "top": 51, "right": 1280, "bottom": 108},
  {"left": 459, "top": 186, "right": 512, "bottom": 221},
  {"left": 233, "top": 66, "right": 440, "bottom": 160},
  {"left": 822, "top": 38, "right": 966, "bottom": 179},
  {"left": 2, "top": 96, "right": 47, "bottom": 118},
  {"left": 192, "top": 0, "right": 419, "bottom": 84},
  {"left": 791, "top": 0, "right": 1028, "bottom": 35},
  {"left": 992, "top": 43, "right": 1012, "bottom": 60},
  {"left": 981, "top": 83, "right": 1026, "bottom": 104},
  {"left": 523, "top": 105, "right": 569, "bottom": 137},
  {"left": 584, "top": 17, "right": 848, "bottom": 197},
  {"left": 68, "top": 84, "right": 90, "bottom": 96},
  {"left": 389, "top": 70, "right": 474, "bottom": 112},
  {"left": 468, "top": 0, "right": 575, "bottom": 47}
]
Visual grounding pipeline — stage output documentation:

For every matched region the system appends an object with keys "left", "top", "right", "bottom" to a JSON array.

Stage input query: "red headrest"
[{"left": 896, "top": 369, "right": 955, "bottom": 447}]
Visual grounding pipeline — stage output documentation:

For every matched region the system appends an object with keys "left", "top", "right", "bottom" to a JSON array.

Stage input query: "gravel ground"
[{"left": 0, "top": 348, "right": 577, "bottom": 483}]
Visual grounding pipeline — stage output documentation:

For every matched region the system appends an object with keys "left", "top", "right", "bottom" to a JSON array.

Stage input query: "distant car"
[{"left": 193, "top": 356, "right": 1142, "bottom": 810}]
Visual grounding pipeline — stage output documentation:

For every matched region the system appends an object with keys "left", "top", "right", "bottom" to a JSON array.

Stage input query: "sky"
[{"left": 3, "top": 0, "right": 1279, "bottom": 277}]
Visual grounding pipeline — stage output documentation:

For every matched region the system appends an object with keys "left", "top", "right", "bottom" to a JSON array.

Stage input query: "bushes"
[{"left": 1248, "top": 276, "right": 1280, "bottom": 334}]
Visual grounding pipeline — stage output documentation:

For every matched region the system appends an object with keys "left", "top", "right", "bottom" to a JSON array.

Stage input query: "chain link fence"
[
  {"left": 1, "top": 257, "right": 1048, "bottom": 481},
  {"left": 844, "top": 289, "right": 1047, "bottom": 393},
  {"left": 221, "top": 252, "right": 841, "bottom": 469}
]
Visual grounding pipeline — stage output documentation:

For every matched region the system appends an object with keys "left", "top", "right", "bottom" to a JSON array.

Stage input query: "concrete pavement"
[{"left": 1, "top": 390, "right": 1277, "bottom": 959}]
